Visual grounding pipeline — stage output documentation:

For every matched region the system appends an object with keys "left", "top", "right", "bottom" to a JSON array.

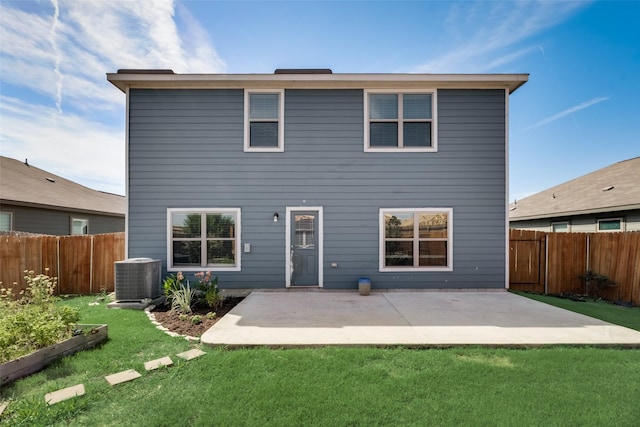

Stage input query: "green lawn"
[
  {"left": 1, "top": 296, "right": 639, "bottom": 426},
  {"left": 512, "top": 291, "right": 640, "bottom": 331}
]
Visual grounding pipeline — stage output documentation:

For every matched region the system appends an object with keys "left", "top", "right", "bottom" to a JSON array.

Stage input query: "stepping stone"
[
  {"left": 105, "top": 369, "right": 142, "bottom": 386},
  {"left": 176, "top": 348, "right": 206, "bottom": 361},
  {"left": 0, "top": 401, "right": 8, "bottom": 415},
  {"left": 145, "top": 356, "right": 173, "bottom": 371},
  {"left": 45, "top": 384, "right": 85, "bottom": 405}
]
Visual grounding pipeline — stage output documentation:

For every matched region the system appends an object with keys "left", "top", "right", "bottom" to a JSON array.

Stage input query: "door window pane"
[{"left": 295, "top": 214, "right": 315, "bottom": 248}]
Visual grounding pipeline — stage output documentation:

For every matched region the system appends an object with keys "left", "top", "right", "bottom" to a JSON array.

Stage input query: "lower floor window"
[
  {"left": 168, "top": 208, "right": 241, "bottom": 271},
  {"left": 380, "top": 208, "right": 453, "bottom": 271}
]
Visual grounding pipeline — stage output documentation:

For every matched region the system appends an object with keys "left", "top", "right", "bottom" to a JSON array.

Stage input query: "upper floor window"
[
  {"left": 167, "top": 208, "right": 241, "bottom": 271},
  {"left": 365, "top": 90, "right": 437, "bottom": 152},
  {"left": 551, "top": 222, "right": 569, "bottom": 232},
  {"left": 0, "top": 211, "right": 12, "bottom": 231},
  {"left": 597, "top": 218, "right": 623, "bottom": 232},
  {"left": 244, "top": 90, "right": 284, "bottom": 152},
  {"left": 379, "top": 208, "right": 452, "bottom": 272},
  {"left": 71, "top": 218, "right": 88, "bottom": 235}
]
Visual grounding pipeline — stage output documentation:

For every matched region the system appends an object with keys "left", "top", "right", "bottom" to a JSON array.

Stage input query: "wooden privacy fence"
[
  {"left": 0, "top": 232, "right": 125, "bottom": 297},
  {"left": 510, "top": 229, "right": 640, "bottom": 306}
]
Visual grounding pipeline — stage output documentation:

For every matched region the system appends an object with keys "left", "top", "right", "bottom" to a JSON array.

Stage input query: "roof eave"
[
  {"left": 509, "top": 203, "right": 640, "bottom": 222},
  {"left": 1, "top": 199, "right": 126, "bottom": 217},
  {"left": 107, "top": 72, "right": 529, "bottom": 94}
]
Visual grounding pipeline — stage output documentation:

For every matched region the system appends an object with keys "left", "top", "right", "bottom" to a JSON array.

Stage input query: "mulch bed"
[{"left": 150, "top": 297, "right": 244, "bottom": 338}]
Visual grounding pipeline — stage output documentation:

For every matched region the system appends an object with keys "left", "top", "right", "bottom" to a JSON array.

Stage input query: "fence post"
[
  {"left": 90, "top": 235, "right": 94, "bottom": 294},
  {"left": 544, "top": 234, "right": 549, "bottom": 295},
  {"left": 586, "top": 234, "right": 590, "bottom": 273},
  {"left": 56, "top": 237, "right": 60, "bottom": 296}
]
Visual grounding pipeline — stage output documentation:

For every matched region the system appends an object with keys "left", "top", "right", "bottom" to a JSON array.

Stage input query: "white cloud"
[
  {"left": 0, "top": 0, "right": 226, "bottom": 195},
  {"left": 410, "top": 1, "right": 587, "bottom": 73},
  {"left": 0, "top": 96, "right": 125, "bottom": 194},
  {"left": 523, "top": 97, "right": 610, "bottom": 131}
]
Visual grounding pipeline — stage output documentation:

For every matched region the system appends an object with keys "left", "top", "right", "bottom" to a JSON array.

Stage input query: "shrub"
[
  {"left": 0, "top": 271, "right": 80, "bottom": 363},
  {"left": 170, "top": 282, "right": 194, "bottom": 315},
  {"left": 194, "top": 271, "right": 222, "bottom": 309},
  {"left": 578, "top": 270, "right": 618, "bottom": 300}
]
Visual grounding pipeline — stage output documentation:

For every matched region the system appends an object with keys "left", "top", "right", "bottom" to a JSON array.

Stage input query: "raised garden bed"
[{"left": 0, "top": 324, "right": 108, "bottom": 386}]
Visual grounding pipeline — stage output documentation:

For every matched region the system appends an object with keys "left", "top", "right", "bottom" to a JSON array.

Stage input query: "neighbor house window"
[
  {"left": 365, "top": 90, "right": 437, "bottom": 152},
  {"left": 551, "top": 222, "right": 569, "bottom": 232},
  {"left": 0, "top": 212, "right": 12, "bottom": 231},
  {"left": 71, "top": 218, "right": 88, "bottom": 235},
  {"left": 167, "top": 208, "right": 241, "bottom": 271},
  {"left": 379, "top": 208, "right": 452, "bottom": 272},
  {"left": 244, "top": 90, "right": 284, "bottom": 152},
  {"left": 597, "top": 218, "right": 623, "bottom": 232}
]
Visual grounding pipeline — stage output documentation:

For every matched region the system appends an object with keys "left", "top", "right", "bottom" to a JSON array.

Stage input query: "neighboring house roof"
[
  {"left": 509, "top": 157, "right": 640, "bottom": 221},
  {"left": 0, "top": 156, "right": 125, "bottom": 216},
  {"left": 107, "top": 69, "right": 529, "bottom": 94}
]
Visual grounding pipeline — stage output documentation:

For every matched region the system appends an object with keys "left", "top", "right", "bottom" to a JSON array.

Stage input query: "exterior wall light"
[{"left": 273, "top": 213, "right": 279, "bottom": 222}]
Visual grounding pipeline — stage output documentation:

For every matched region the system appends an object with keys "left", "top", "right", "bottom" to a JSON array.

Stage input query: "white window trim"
[
  {"left": 167, "top": 208, "right": 241, "bottom": 272},
  {"left": 379, "top": 208, "right": 453, "bottom": 272},
  {"left": 71, "top": 217, "right": 89, "bottom": 235},
  {"left": 0, "top": 211, "right": 13, "bottom": 231},
  {"left": 244, "top": 89, "right": 285, "bottom": 152},
  {"left": 597, "top": 217, "right": 624, "bottom": 232},
  {"left": 364, "top": 89, "right": 438, "bottom": 153},
  {"left": 551, "top": 221, "right": 570, "bottom": 232}
]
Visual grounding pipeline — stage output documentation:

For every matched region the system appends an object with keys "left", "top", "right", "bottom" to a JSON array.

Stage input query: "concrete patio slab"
[{"left": 201, "top": 291, "right": 640, "bottom": 347}]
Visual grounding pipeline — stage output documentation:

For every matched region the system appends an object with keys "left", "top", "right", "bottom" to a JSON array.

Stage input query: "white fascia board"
[{"left": 107, "top": 72, "right": 529, "bottom": 94}]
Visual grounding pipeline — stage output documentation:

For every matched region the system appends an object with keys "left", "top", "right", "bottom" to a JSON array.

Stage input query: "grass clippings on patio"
[{"left": 1, "top": 296, "right": 639, "bottom": 426}]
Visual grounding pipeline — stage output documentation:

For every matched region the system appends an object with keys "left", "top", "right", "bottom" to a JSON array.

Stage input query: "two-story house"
[{"left": 107, "top": 69, "right": 527, "bottom": 290}]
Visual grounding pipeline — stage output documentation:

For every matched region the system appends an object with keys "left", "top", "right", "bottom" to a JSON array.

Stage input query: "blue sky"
[{"left": 1, "top": 0, "right": 638, "bottom": 202}]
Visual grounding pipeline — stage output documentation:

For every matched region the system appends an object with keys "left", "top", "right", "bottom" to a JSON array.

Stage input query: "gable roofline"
[
  {"left": 107, "top": 70, "right": 529, "bottom": 94},
  {"left": 509, "top": 157, "right": 640, "bottom": 221},
  {"left": 0, "top": 156, "right": 125, "bottom": 217}
]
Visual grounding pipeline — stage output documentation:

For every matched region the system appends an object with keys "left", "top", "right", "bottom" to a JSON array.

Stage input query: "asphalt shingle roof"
[
  {"left": 509, "top": 157, "right": 640, "bottom": 221},
  {"left": 0, "top": 156, "right": 124, "bottom": 216}
]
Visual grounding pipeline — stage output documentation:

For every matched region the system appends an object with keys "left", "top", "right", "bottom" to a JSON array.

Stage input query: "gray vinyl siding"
[
  {"left": 1, "top": 204, "right": 124, "bottom": 235},
  {"left": 128, "top": 88, "right": 507, "bottom": 289}
]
